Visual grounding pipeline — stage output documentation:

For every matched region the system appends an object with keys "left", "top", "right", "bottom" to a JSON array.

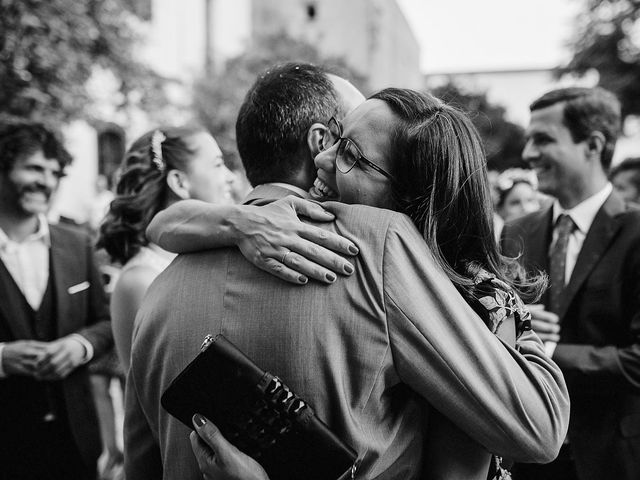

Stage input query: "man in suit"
[
  {"left": 502, "top": 87, "right": 640, "bottom": 480},
  {"left": 0, "top": 120, "right": 112, "bottom": 479},
  {"left": 126, "top": 63, "right": 569, "bottom": 479}
]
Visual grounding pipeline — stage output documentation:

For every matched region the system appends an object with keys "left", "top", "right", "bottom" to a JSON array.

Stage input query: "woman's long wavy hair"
[
  {"left": 98, "top": 126, "right": 204, "bottom": 265},
  {"left": 370, "top": 88, "right": 546, "bottom": 302}
]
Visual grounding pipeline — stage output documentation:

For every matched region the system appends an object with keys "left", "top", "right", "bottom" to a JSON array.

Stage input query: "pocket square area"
[{"left": 67, "top": 281, "right": 90, "bottom": 295}]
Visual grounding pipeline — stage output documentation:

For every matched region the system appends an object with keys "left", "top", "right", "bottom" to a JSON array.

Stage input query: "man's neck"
[
  {"left": 0, "top": 209, "right": 40, "bottom": 242},
  {"left": 557, "top": 176, "right": 608, "bottom": 210},
  {"left": 284, "top": 174, "right": 314, "bottom": 193},
  {"left": 286, "top": 160, "right": 316, "bottom": 193}
]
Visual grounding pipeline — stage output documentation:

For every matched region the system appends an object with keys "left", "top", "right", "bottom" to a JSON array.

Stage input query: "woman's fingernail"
[
  {"left": 348, "top": 245, "right": 359, "bottom": 255},
  {"left": 344, "top": 264, "right": 354, "bottom": 275},
  {"left": 326, "top": 273, "right": 336, "bottom": 283},
  {"left": 193, "top": 413, "right": 206, "bottom": 428},
  {"left": 298, "top": 275, "right": 308, "bottom": 284},
  {"left": 323, "top": 209, "right": 334, "bottom": 217}
]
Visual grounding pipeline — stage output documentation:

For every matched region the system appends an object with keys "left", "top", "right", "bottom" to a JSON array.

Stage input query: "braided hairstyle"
[{"left": 98, "top": 126, "right": 204, "bottom": 265}]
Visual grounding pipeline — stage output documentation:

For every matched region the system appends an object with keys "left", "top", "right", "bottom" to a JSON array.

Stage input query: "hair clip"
[{"left": 151, "top": 130, "right": 166, "bottom": 172}]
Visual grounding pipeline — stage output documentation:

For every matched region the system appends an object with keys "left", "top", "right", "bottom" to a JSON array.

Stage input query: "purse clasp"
[{"left": 201, "top": 334, "right": 216, "bottom": 351}]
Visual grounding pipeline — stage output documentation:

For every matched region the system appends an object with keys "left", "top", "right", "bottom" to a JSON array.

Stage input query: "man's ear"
[
  {"left": 165, "top": 169, "right": 190, "bottom": 200},
  {"left": 307, "top": 122, "right": 329, "bottom": 157},
  {"left": 586, "top": 131, "right": 605, "bottom": 159}
]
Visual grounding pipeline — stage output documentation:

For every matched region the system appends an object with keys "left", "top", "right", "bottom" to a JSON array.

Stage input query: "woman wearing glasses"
[
  {"left": 309, "top": 115, "right": 398, "bottom": 207},
  {"left": 150, "top": 89, "right": 562, "bottom": 480}
]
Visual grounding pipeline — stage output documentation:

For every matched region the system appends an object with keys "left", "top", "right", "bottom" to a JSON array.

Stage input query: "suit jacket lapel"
[
  {"left": 49, "top": 226, "right": 79, "bottom": 337},
  {"left": 524, "top": 207, "right": 553, "bottom": 273},
  {"left": 557, "top": 192, "right": 625, "bottom": 320},
  {"left": 0, "top": 259, "right": 36, "bottom": 339}
]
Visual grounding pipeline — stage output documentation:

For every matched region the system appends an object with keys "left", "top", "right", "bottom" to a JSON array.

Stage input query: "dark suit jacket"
[
  {"left": 0, "top": 223, "right": 112, "bottom": 467},
  {"left": 126, "top": 185, "right": 569, "bottom": 480},
  {"left": 502, "top": 191, "right": 640, "bottom": 480}
]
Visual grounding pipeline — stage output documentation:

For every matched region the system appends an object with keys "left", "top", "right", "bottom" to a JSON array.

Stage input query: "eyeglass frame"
[{"left": 326, "top": 117, "right": 397, "bottom": 184}]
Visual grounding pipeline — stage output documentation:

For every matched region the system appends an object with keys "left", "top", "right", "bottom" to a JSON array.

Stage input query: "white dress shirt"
[
  {"left": 0, "top": 216, "right": 93, "bottom": 377},
  {"left": 551, "top": 183, "right": 613, "bottom": 285},
  {"left": 0, "top": 215, "right": 51, "bottom": 309}
]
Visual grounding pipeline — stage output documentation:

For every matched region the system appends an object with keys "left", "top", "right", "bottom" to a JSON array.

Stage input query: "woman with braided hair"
[{"left": 98, "top": 126, "right": 236, "bottom": 369}]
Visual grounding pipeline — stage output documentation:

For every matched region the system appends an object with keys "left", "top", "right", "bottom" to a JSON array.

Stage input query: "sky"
[{"left": 396, "top": 0, "right": 581, "bottom": 73}]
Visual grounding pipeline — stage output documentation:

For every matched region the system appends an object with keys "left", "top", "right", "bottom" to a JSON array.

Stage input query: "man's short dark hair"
[
  {"left": 0, "top": 119, "right": 72, "bottom": 172},
  {"left": 610, "top": 157, "right": 640, "bottom": 191},
  {"left": 529, "top": 87, "right": 621, "bottom": 170},
  {"left": 235, "top": 62, "right": 339, "bottom": 186}
]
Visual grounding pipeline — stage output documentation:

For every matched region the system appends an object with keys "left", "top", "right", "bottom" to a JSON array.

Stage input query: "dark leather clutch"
[{"left": 161, "top": 334, "right": 358, "bottom": 480}]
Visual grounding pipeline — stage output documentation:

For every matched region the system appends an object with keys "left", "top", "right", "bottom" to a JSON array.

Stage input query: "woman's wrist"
[{"left": 225, "top": 204, "right": 263, "bottom": 246}]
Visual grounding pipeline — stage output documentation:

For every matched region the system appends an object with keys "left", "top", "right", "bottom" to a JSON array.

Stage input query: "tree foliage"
[
  {"left": 0, "top": 0, "right": 164, "bottom": 123},
  {"left": 193, "top": 32, "right": 369, "bottom": 171},
  {"left": 431, "top": 82, "right": 527, "bottom": 171},
  {"left": 566, "top": 0, "right": 640, "bottom": 118}
]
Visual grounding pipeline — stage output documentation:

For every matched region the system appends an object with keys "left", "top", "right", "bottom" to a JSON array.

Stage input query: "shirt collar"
[
  {"left": 0, "top": 214, "right": 50, "bottom": 249},
  {"left": 552, "top": 183, "right": 613, "bottom": 233},
  {"left": 261, "top": 182, "right": 310, "bottom": 199}
]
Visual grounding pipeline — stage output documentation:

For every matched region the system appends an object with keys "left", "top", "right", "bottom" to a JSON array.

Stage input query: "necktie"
[{"left": 547, "top": 213, "right": 575, "bottom": 314}]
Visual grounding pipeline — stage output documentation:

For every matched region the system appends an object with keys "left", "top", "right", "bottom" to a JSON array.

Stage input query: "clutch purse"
[{"left": 161, "top": 334, "right": 358, "bottom": 480}]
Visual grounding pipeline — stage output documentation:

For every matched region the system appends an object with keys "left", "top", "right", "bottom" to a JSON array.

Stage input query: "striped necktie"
[{"left": 547, "top": 213, "right": 576, "bottom": 314}]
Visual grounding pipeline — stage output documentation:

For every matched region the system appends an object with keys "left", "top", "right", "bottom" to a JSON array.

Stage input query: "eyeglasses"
[{"left": 327, "top": 117, "right": 396, "bottom": 183}]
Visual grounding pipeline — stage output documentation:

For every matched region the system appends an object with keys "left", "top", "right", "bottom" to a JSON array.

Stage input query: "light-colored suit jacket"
[{"left": 125, "top": 185, "right": 569, "bottom": 480}]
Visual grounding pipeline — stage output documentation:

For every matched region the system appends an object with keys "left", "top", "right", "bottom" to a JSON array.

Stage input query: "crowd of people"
[{"left": 1, "top": 61, "right": 639, "bottom": 480}]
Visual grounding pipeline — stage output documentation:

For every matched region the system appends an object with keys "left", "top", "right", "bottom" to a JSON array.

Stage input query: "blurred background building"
[{"left": 251, "top": 0, "right": 422, "bottom": 90}]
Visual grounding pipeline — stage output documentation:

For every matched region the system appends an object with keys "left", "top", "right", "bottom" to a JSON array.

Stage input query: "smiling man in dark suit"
[
  {"left": 502, "top": 87, "right": 640, "bottom": 480},
  {"left": 0, "top": 120, "right": 112, "bottom": 480}
]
